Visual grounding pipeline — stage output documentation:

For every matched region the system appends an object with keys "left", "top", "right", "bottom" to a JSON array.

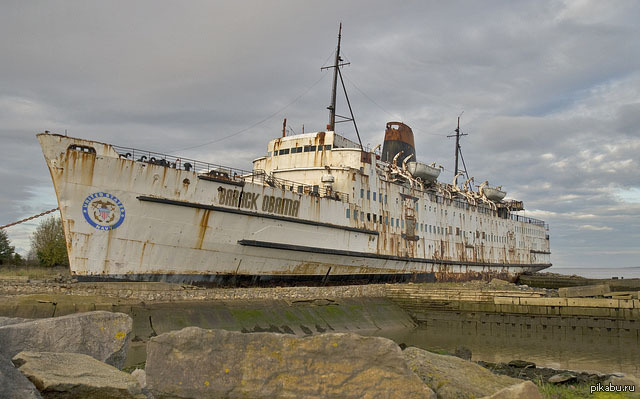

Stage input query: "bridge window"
[
  {"left": 278, "top": 149, "right": 289, "bottom": 155},
  {"left": 324, "top": 145, "right": 332, "bottom": 150}
]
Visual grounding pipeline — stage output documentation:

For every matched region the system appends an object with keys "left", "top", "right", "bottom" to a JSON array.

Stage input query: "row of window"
[
  {"left": 345, "top": 209, "right": 511, "bottom": 244},
  {"left": 268, "top": 144, "right": 332, "bottom": 157},
  {"left": 516, "top": 225, "right": 544, "bottom": 237},
  {"left": 360, "top": 189, "right": 388, "bottom": 204},
  {"left": 356, "top": 191, "right": 507, "bottom": 224},
  {"left": 353, "top": 192, "right": 544, "bottom": 238}
]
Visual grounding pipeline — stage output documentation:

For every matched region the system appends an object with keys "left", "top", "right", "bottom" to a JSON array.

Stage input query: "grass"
[
  {"left": 536, "top": 379, "right": 638, "bottom": 399},
  {"left": 122, "top": 361, "right": 146, "bottom": 373},
  {"left": 0, "top": 265, "right": 70, "bottom": 280}
]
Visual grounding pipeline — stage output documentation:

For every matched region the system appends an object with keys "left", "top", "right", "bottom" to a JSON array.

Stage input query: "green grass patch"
[
  {"left": 0, "top": 265, "right": 69, "bottom": 280},
  {"left": 536, "top": 379, "right": 637, "bottom": 399}
]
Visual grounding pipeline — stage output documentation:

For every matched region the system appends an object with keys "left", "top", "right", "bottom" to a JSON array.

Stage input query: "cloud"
[
  {"left": 1, "top": 0, "right": 639, "bottom": 267},
  {"left": 579, "top": 225, "right": 613, "bottom": 231}
]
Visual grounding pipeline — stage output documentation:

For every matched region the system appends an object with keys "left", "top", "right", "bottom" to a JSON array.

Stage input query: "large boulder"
[
  {"left": 605, "top": 374, "right": 640, "bottom": 394},
  {"left": 0, "top": 311, "right": 132, "bottom": 369},
  {"left": 12, "top": 351, "right": 145, "bottom": 399},
  {"left": 0, "top": 353, "right": 43, "bottom": 399},
  {"left": 403, "top": 346, "right": 523, "bottom": 399},
  {"left": 146, "top": 327, "right": 435, "bottom": 399},
  {"left": 480, "top": 381, "right": 542, "bottom": 399},
  {"left": 0, "top": 317, "right": 32, "bottom": 327}
]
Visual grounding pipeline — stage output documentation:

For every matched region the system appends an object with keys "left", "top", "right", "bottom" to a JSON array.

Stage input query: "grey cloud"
[{"left": 1, "top": 0, "right": 639, "bottom": 268}]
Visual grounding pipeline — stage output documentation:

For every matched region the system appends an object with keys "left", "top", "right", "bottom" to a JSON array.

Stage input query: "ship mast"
[
  {"left": 448, "top": 113, "right": 469, "bottom": 180},
  {"left": 321, "top": 24, "right": 363, "bottom": 149},
  {"left": 327, "top": 23, "right": 342, "bottom": 132}
]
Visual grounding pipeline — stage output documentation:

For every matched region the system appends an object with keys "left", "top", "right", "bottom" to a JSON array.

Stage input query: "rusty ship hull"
[{"left": 38, "top": 130, "right": 551, "bottom": 286}]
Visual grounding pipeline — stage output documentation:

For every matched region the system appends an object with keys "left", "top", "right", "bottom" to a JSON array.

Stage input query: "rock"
[
  {"left": 548, "top": 372, "right": 576, "bottom": 384},
  {"left": 0, "top": 316, "right": 32, "bottom": 327},
  {"left": 12, "top": 351, "right": 145, "bottom": 399},
  {"left": 146, "top": 327, "right": 435, "bottom": 399},
  {"left": 508, "top": 359, "right": 536, "bottom": 369},
  {"left": 0, "top": 353, "right": 43, "bottom": 399},
  {"left": 605, "top": 374, "right": 640, "bottom": 392},
  {"left": 480, "top": 381, "right": 542, "bottom": 399},
  {"left": 0, "top": 311, "right": 132, "bottom": 369},
  {"left": 131, "top": 369, "right": 147, "bottom": 389},
  {"left": 454, "top": 346, "right": 472, "bottom": 361},
  {"left": 490, "top": 278, "right": 511, "bottom": 286},
  {"left": 558, "top": 284, "right": 610, "bottom": 298},
  {"left": 403, "top": 346, "right": 522, "bottom": 399}
]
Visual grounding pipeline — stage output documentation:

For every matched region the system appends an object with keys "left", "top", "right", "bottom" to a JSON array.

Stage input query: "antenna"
[
  {"left": 447, "top": 112, "right": 468, "bottom": 177},
  {"left": 320, "top": 24, "right": 363, "bottom": 149},
  {"left": 324, "top": 23, "right": 343, "bottom": 132}
]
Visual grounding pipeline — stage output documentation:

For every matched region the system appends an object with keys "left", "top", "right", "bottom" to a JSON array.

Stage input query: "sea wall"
[{"left": 386, "top": 285, "right": 640, "bottom": 341}]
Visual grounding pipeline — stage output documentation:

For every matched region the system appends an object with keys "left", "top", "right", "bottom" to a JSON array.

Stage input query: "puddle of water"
[{"left": 377, "top": 326, "right": 640, "bottom": 376}]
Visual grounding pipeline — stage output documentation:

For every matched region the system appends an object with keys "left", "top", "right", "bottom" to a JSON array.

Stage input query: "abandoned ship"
[{"left": 37, "top": 27, "right": 550, "bottom": 285}]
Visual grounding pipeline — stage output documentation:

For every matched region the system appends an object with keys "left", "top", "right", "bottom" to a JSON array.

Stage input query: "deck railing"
[
  {"left": 112, "top": 146, "right": 349, "bottom": 203},
  {"left": 510, "top": 213, "right": 548, "bottom": 228}
]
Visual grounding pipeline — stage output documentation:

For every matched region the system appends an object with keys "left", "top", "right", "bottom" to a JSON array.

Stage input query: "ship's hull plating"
[{"left": 38, "top": 134, "right": 550, "bottom": 285}]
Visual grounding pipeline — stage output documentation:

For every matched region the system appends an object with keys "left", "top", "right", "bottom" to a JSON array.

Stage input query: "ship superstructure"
[{"left": 36, "top": 27, "right": 550, "bottom": 285}]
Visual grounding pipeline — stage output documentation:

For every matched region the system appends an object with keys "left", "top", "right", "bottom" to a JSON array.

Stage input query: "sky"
[{"left": 1, "top": 0, "right": 639, "bottom": 269}]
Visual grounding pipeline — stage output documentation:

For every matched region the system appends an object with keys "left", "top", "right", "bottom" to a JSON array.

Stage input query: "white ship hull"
[{"left": 38, "top": 133, "right": 551, "bottom": 285}]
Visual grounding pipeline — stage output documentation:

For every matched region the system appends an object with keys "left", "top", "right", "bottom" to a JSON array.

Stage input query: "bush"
[{"left": 30, "top": 217, "right": 69, "bottom": 267}]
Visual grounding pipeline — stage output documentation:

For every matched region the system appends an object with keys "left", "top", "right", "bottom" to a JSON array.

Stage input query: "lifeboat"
[
  {"left": 407, "top": 161, "right": 441, "bottom": 183},
  {"left": 484, "top": 186, "right": 506, "bottom": 202}
]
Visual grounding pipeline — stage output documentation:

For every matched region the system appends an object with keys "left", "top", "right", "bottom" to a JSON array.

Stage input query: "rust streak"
[{"left": 196, "top": 209, "right": 210, "bottom": 250}]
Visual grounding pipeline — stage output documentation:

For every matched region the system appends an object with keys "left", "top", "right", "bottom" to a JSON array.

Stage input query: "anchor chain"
[{"left": 0, "top": 208, "right": 60, "bottom": 230}]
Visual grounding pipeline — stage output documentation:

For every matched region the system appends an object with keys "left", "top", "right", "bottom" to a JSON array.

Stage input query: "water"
[
  {"left": 547, "top": 266, "right": 640, "bottom": 279},
  {"left": 379, "top": 326, "right": 640, "bottom": 376}
]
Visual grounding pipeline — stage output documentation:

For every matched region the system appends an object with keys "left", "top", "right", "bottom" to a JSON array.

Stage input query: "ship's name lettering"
[
  {"left": 217, "top": 187, "right": 299, "bottom": 217},
  {"left": 218, "top": 188, "right": 258, "bottom": 210},
  {"left": 261, "top": 195, "right": 300, "bottom": 217}
]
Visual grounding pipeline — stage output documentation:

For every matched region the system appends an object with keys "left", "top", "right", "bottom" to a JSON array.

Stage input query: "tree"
[
  {"left": 30, "top": 217, "right": 69, "bottom": 267},
  {"left": 0, "top": 229, "right": 15, "bottom": 265}
]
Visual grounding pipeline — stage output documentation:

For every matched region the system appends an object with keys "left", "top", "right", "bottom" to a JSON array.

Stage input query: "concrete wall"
[{"left": 386, "top": 285, "right": 640, "bottom": 343}]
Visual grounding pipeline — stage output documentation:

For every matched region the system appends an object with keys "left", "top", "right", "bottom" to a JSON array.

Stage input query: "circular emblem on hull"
[{"left": 82, "top": 192, "right": 125, "bottom": 230}]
